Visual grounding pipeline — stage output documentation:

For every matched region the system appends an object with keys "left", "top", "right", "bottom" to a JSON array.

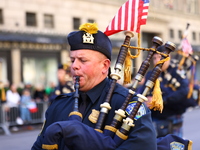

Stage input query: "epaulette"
[
  {"left": 113, "top": 83, "right": 129, "bottom": 97},
  {"left": 49, "top": 93, "right": 74, "bottom": 105},
  {"left": 49, "top": 94, "right": 68, "bottom": 105},
  {"left": 51, "top": 93, "right": 74, "bottom": 104}
]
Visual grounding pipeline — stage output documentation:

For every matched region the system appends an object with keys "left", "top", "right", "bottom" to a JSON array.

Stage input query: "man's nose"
[{"left": 72, "top": 59, "right": 80, "bottom": 70}]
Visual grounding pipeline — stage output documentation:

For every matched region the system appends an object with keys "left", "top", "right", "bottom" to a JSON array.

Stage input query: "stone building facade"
[{"left": 0, "top": 0, "right": 200, "bottom": 87}]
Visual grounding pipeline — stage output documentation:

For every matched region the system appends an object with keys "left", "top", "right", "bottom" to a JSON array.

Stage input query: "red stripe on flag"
[
  {"left": 124, "top": 2, "right": 129, "bottom": 31},
  {"left": 118, "top": 6, "right": 123, "bottom": 31},
  {"left": 104, "top": 0, "right": 150, "bottom": 36},
  {"left": 136, "top": 0, "right": 145, "bottom": 32},
  {"left": 130, "top": 0, "right": 136, "bottom": 32}
]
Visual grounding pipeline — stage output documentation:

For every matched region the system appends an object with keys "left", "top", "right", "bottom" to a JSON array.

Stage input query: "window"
[
  {"left": 44, "top": 14, "right": 54, "bottom": 28},
  {"left": 88, "top": 19, "right": 95, "bottom": 23},
  {"left": 187, "top": 0, "right": 199, "bottom": 14},
  {"left": 192, "top": 32, "right": 196, "bottom": 41},
  {"left": 0, "top": 57, "right": 8, "bottom": 83},
  {"left": 0, "top": 9, "right": 3, "bottom": 24},
  {"left": 73, "top": 17, "right": 80, "bottom": 30},
  {"left": 26, "top": 12, "right": 37, "bottom": 27},
  {"left": 178, "top": 30, "right": 182, "bottom": 40},
  {"left": 169, "top": 29, "right": 174, "bottom": 39},
  {"left": 22, "top": 56, "right": 58, "bottom": 87}
]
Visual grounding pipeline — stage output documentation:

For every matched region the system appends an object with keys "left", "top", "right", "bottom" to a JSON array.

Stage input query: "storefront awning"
[{"left": 0, "top": 31, "right": 67, "bottom": 44}]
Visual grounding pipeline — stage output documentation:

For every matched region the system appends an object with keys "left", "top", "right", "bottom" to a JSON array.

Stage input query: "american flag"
[
  {"left": 180, "top": 38, "right": 193, "bottom": 57},
  {"left": 104, "top": 0, "right": 150, "bottom": 36}
]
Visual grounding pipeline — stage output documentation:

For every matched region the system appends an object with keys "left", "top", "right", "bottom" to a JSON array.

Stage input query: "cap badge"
[{"left": 83, "top": 32, "right": 94, "bottom": 44}]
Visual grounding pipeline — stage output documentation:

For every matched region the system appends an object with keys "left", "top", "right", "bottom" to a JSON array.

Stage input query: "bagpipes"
[
  {"left": 40, "top": 32, "right": 194, "bottom": 150},
  {"left": 167, "top": 23, "right": 200, "bottom": 106},
  {"left": 176, "top": 52, "right": 200, "bottom": 105}
]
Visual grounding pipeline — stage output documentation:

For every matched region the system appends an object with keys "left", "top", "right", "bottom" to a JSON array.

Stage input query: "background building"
[{"left": 0, "top": 0, "right": 200, "bottom": 87}]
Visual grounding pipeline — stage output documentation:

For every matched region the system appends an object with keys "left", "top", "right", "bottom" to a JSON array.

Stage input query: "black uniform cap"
[{"left": 67, "top": 23, "right": 112, "bottom": 60}]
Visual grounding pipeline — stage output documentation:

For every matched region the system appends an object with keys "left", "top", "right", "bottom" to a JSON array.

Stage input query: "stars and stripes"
[{"left": 104, "top": 0, "right": 150, "bottom": 36}]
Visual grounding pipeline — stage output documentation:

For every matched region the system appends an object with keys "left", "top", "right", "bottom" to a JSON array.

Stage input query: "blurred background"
[
  {"left": 0, "top": 0, "right": 200, "bottom": 87},
  {"left": 0, "top": 0, "right": 200, "bottom": 149}
]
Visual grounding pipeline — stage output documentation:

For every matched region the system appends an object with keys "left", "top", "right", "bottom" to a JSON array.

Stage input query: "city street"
[
  {"left": 183, "top": 107, "right": 200, "bottom": 150},
  {"left": 0, "top": 107, "right": 199, "bottom": 150}
]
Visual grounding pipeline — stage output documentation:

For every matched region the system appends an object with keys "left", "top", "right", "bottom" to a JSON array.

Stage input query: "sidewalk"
[
  {"left": 0, "top": 123, "right": 43, "bottom": 135},
  {"left": 0, "top": 128, "right": 41, "bottom": 150}
]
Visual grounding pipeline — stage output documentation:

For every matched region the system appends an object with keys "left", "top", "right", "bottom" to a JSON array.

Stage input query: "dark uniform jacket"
[
  {"left": 140, "top": 65, "right": 189, "bottom": 120},
  {"left": 32, "top": 78, "right": 156, "bottom": 150}
]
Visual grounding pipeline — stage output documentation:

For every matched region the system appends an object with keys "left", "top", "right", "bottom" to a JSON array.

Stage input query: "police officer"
[
  {"left": 140, "top": 45, "right": 189, "bottom": 138},
  {"left": 48, "top": 64, "right": 74, "bottom": 103},
  {"left": 32, "top": 23, "right": 157, "bottom": 150}
]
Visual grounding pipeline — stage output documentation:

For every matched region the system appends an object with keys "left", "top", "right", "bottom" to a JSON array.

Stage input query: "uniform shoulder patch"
[
  {"left": 170, "top": 141, "right": 185, "bottom": 150},
  {"left": 125, "top": 101, "right": 146, "bottom": 120}
]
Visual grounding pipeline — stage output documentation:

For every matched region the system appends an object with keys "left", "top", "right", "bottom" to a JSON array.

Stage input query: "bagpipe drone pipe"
[
  {"left": 162, "top": 42, "right": 200, "bottom": 109},
  {"left": 174, "top": 23, "right": 200, "bottom": 106},
  {"left": 175, "top": 52, "right": 200, "bottom": 106},
  {"left": 41, "top": 34, "right": 192, "bottom": 150},
  {"left": 164, "top": 53, "right": 200, "bottom": 109}
]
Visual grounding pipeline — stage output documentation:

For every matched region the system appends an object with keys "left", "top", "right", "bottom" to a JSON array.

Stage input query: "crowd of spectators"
[{"left": 0, "top": 81, "right": 57, "bottom": 132}]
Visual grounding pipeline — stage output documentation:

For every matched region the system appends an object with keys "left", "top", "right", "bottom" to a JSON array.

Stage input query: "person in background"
[
  {"left": 33, "top": 83, "right": 47, "bottom": 102},
  {"left": 45, "top": 82, "right": 56, "bottom": 98},
  {"left": 17, "top": 82, "right": 25, "bottom": 96},
  {"left": 32, "top": 23, "right": 157, "bottom": 150},
  {"left": 139, "top": 45, "right": 189, "bottom": 138},
  {"left": 5, "top": 83, "right": 21, "bottom": 131},
  {"left": 48, "top": 64, "right": 74, "bottom": 103},
  {"left": 24, "top": 82, "right": 34, "bottom": 98},
  {"left": 20, "top": 89, "right": 33, "bottom": 130}
]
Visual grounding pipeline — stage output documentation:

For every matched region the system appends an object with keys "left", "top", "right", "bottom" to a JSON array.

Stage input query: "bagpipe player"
[
  {"left": 139, "top": 45, "right": 190, "bottom": 138},
  {"left": 31, "top": 23, "right": 157, "bottom": 150}
]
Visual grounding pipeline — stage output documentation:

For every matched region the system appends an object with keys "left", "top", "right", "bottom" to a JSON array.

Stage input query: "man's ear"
[{"left": 102, "top": 59, "right": 110, "bottom": 74}]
